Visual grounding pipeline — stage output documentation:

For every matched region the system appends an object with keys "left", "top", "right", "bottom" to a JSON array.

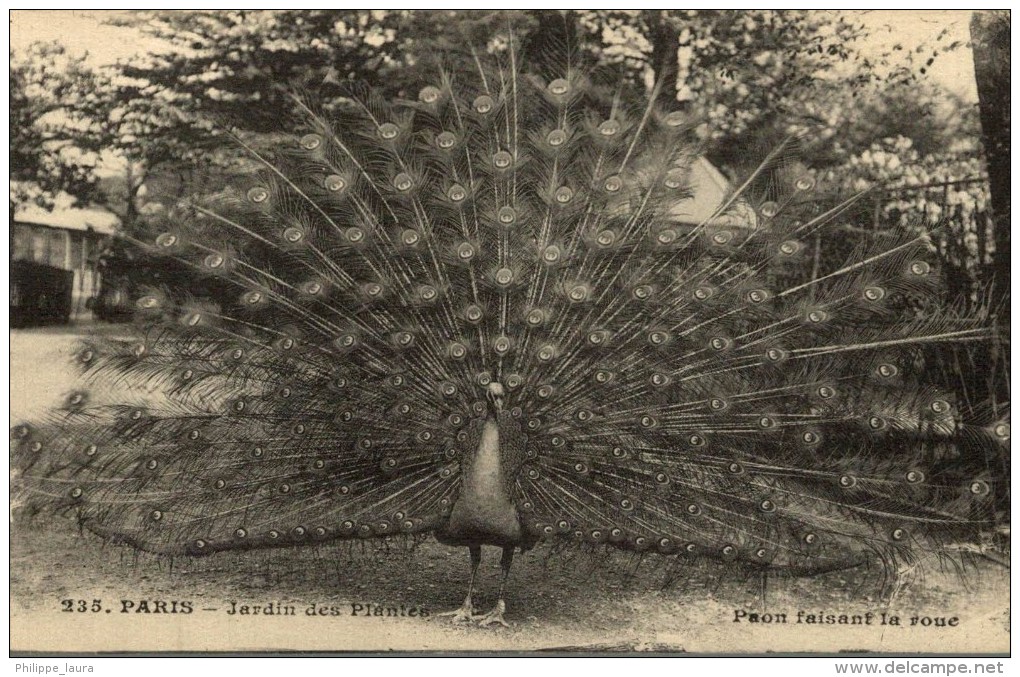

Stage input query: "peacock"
[{"left": 11, "top": 42, "right": 1008, "bottom": 628}]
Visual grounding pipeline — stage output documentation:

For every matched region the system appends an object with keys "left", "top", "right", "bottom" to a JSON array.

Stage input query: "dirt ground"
[{"left": 9, "top": 326, "right": 1011, "bottom": 654}]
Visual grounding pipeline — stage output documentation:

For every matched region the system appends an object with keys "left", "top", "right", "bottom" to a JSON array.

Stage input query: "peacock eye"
[
  {"left": 760, "top": 202, "right": 779, "bottom": 218},
  {"left": 712, "top": 231, "right": 732, "bottom": 245},
  {"left": 863, "top": 286, "right": 886, "bottom": 301},
  {"left": 747, "top": 289, "right": 769, "bottom": 303},
  {"left": 877, "top": 363, "right": 898, "bottom": 378},
  {"left": 905, "top": 470, "right": 925, "bottom": 484},
  {"left": 603, "top": 176, "right": 622, "bottom": 192},
  {"left": 247, "top": 187, "right": 270, "bottom": 203},
  {"left": 283, "top": 227, "right": 304, "bottom": 243},
  {"left": 807, "top": 309, "right": 828, "bottom": 323},
  {"left": 547, "top": 78, "right": 570, "bottom": 96},
  {"left": 663, "top": 169, "right": 685, "bottom": 189},
  {"left": 324, "top": 174, "right": 347, "bottom": 192},
  {"left": 497, "top": 206, "right": 516, "bottom": 224},
  {"left": 554, "top": 186, "right": 573, "bottom": 203},
  {"left": 155, "top": 232, "right": 178, "bottom": 248},
  {"left": 448, "top": 184, "right": 467, "bottom": 202},
  {"left": 299, "top": 133, "right": 322, "bottom": 150},
  {"left": 547, "top": 129, "right": 567, "bottom": 147},
  {"left": 346, "top": 227, "right": 365, "bottom": 243},
  {"left": 595, "top": 230, "right": 616, "bottom": 247},
  {"left": 598, "top": 119, "right": 620, "bottom": 136},
  {"left": 930, "top": 400, "right": 950, "bottom": 414},
  {"left": 495, "top": 268, "right": 514, "bottom": 286},
  {"left": 663, "top": 111, "right": 685, "bottom": 127},
  {"left": 393, "top": 173, "right": 414, "bottom": 192},
  {"left": 436, "top": 132, "right": 457, "bottom": 149},
  {"left": 795, "top": 176, "right": 816, "bottom": 191},
  {"left": 377, "top": 123, "right": 400, "bottom": 140},
  {"left": 473, "top": 95, "right": 494, "bottom": 114},
  {"left": 542, "top": 245, "right": 562, "bottom": 263},
  {"left": 493, "top": 151, "right": 513, "bottom": 169},
  {"left": 839, "top": 475, "right": 857, "bottom": 488},
  {"left": 779, "top": 240, "right": 801, "bottom": 256},
  {"left": 419, "top": 85, "right": 441, "bottom": 103},
  {"left": 909, "top": 260, "right": 931, "bottom": 276}
]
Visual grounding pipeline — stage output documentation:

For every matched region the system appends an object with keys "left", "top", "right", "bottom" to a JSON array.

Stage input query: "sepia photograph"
[{"left": 8, "top": 8, "right": 1010, "bottom": 658}]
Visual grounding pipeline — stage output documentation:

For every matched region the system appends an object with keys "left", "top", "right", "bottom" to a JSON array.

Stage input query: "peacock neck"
[{"left": 440, "top": 415, "right": 523, "bottom": 547}]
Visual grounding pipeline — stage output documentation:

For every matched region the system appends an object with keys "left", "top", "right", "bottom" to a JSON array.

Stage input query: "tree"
[{"left": 970, "top": 11, "right": 1009, "bottom": 309}]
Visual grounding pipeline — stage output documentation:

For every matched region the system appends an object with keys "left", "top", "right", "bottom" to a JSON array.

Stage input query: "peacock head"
[{"left": 485, "top": 382, "right": 506, "bottom": 416}]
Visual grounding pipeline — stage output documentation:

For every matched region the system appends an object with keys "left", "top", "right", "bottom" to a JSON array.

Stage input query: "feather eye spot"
[
  {"left": 876, "top": 363, "right": 899, "bottom": 378},
  {"left": 436, "top": 132, "right": 457, "bottom": 150},
  {"left": 712, "top": 231, "right": 733, "bottom": 245},
  {"left": 495, "top": 268, "right": 515, "bottom": 286},
  {"left": 279, "top": 483, "right": 291, "bottom": 494},
  {"left": 611, "top": 447, "right": 628, "bottom": 459},
  {"left": 448, "top": 342, "right": 467, "bottom": 360},
  {"left": 650, "top": 373, "right": 671, "bottom": 387},
  {"left": 506, "top": 374, "right": 524, "bottom": 389},
  {"left": 728, "top": 462, "right": 744, "bottom": 475},
  {"left": 648, "top": 331, "right": 670, "bottom": 346},
  {"left": 839, "top": 475, "right": 857, "bottom": 488},
  {"left": 492, "top": 151, "right": 513, "bottom": 169},
  {"left": 779, "top": 240, "right": 802, "bottom": 256},
  {"left": 803, "top": 533, "right": 818, "bottom": 545},
  {"left": 137, "top": 295, "right": 161, "bottom": 310},
  {"left": 863, "top": 286, "right": 886, "bottom": 302},
  {"left": 345, "top": 227, "right": 365, "bottom": 244},
  {"left": 758, "top": 416, "right": 777, "bottom": 429},
  {"left": 573, "top": 462, "right": 589, "bottom": 474},
  {"left": 604, "top": 176, "right": 623, "bottom": 193},
  {"left": 497, "top": 206, "right": 516, "bottom": 224},
  {"left": 994, "top": 423, "right": 1010, "bottom": 439},
  {"left": 69, "top": 487, "right": 84, "bottom": 499},
  {"left": 268, "top": 530, "right": 281, "bottom": 540},
  {"left": 595, "top": 229, "right": 616, "bottom": 247},
  {"left": 747, "top": 289, "right": 770, "bottom": 304},
  {"left": 795, "top": 176, "right": 816, "bottom": 191},
  {"left": 567, "top": 284, "right": 589, "bottom": 302},
  {"left": 150, "top": 510, "right": 163, "bottom": 522},
  {"left": 473, "top": 95, "right": 494, "bottom": 114},
  {"left": 595, "top": 370, "right": 614, "bottom": 384},
  {"left": 85, "top": 444, "right": 98, "bottom": 456},
  {"left": 807, "top": 309, "right": 829, "bottom": 324},
  {"left": 29, "top": 441, "right": 43, "bottom": 453},
  {"left": 654, "top": 472, "right": 669, "bottom": 485},
  {"left": 619, "top": 499, "right": 634, "bottom": 511},
  {"left": 299, "top": 133, "right": 321, "bottom": 150},
  {"left": 527, "top": 418, "right": 542, "bottom": 431},
  {"left": 656, "top": 229, "right": 677, "bottom": 245},
  {"left": 688, "top": 434, "right": 706, "bottom": 447},
  {"left": 525, "top": 308, "right": 546, "bottom": 326},
  {"left": 247, "top": 187, "right": 270, "bottom": 204},
  {"left": 633, "top": 285, "right": 653, "bottom": 300},
  {"left": 393, "top": 173, "right": 414, "bottom": 192},
  {"left": 527, "top": 468, "right": 541, "bottom": 480},
  {"left": 251, "top": 447, "right": 264, "bottom": 459},
  {"left": 909, "top": 260, "right": 931, "bottom": 276},
  {"left": 802, "top": 430, "right": 822, "bottom": 445},
  {"left": 765, "top": 347, "right": 788, "bottom": 362},
  {"left": 693, "top": 286, "right": 714, "bottom": 301},
  {"left": 817, "top": 386, "right": 837, "bottom": 399},
  {"left": 891, "top": 528, "right": 907, "bottom": 542},
  {"left": 542, "top": 245, "right": 562, "bottom": 264},
  {"left": 282, "top": 227, "right": 304, "bottom": 243},
  {"left": 537, "top": 345, "right": 557, "bottom": 362},
  {"left": 214, "top": 479, "right": 227, "bottom": 490},
  {"left": 193, "top": 539, "right": 208, "bottom": 550},
  {"left": 313, "top": 459, "right": 326, "bottom": 470},
  {"left": 598, "top": 119, "right": 620, "bottom": 136},
  {"left": 759, "top": 499, "right": 776, "bottom": 513},
  {"left": 930, "top": 399, "right": 951, "bottom": 414},
  {"left": 324, "top": 174, "right": 347, "bottom": 192},
  {"left": 146, "top": 459, "right": 159, "bottom": 470},
  {"left": 377, "top": 123, "right": 400, "bottom": 140},
  {"left": 444, "top": 185, "right": 468, "bottom": 207},
  {"left": 868, "top": 416, "right": 887, "bottom": 431},
  {"left": 419, "top": 85, "right": 441, "bottom": 103},
  {"left": 155, "top": 232, "right": 179, "bottom": 248},
  {"left": 664, "top": 111, "right": 686, "bottom": 127},
  {"left": 547, "top": 129, "right": 567, "bottom": 147},
  {"left": 400, "top": 230, "right": 420, "bottom": 247},
  {"left": 686, "top": 503, "right": 702, "bottom": 516},
  {"left": 663, "top": 169, "right": 686, "bottom": 189},
  {"left": 547, "top": 78, "right": 570, "bottom": 96},
  {"left": 760, "top": 202, "right": 780, "bottom": 218},
  {"left": 710, "top": 337, "right": 731, "bottom": 351},
  {"left": 905, "top": 470, "right": 925, "bottom": 484},
  {"left": 969, "top": 480, "right": 990, "bottom": 496},
  {"left": 640, "top": 415, "right": 658, "bottom": 428}
]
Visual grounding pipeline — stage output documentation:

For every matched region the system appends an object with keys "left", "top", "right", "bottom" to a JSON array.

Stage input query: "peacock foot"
[
  {"left": 436, "top": 602, "right": 476, "bottom": 623},
  {"left": 473, "top": 600, "right": 509, "bottom": 628}
]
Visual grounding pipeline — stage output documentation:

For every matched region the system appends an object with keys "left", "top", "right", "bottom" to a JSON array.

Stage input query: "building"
[{"left": 10, "top": 206, "right": 119, "bottom": 326}]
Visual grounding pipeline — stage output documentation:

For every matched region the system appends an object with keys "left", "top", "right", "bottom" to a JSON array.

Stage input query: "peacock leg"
[
  {"left": 436, "top": 545, "right": 481, "bottom": 623},
  {"left": 474, "top": 546, "right": 513, "bottom": 627}
]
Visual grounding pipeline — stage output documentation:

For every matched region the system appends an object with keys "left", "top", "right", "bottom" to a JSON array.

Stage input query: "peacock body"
[{"left": 11, "top": 45, "right": 1007, "bottom": 625}]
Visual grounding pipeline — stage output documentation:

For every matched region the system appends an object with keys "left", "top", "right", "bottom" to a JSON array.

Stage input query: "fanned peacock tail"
[{"left": 11, "top": 45, "right": 1008, "bottom": 579}]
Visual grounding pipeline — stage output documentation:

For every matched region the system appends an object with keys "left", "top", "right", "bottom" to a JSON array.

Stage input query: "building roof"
[{"left": 13, "top": 206, "right": 120, "bottom": 235}]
